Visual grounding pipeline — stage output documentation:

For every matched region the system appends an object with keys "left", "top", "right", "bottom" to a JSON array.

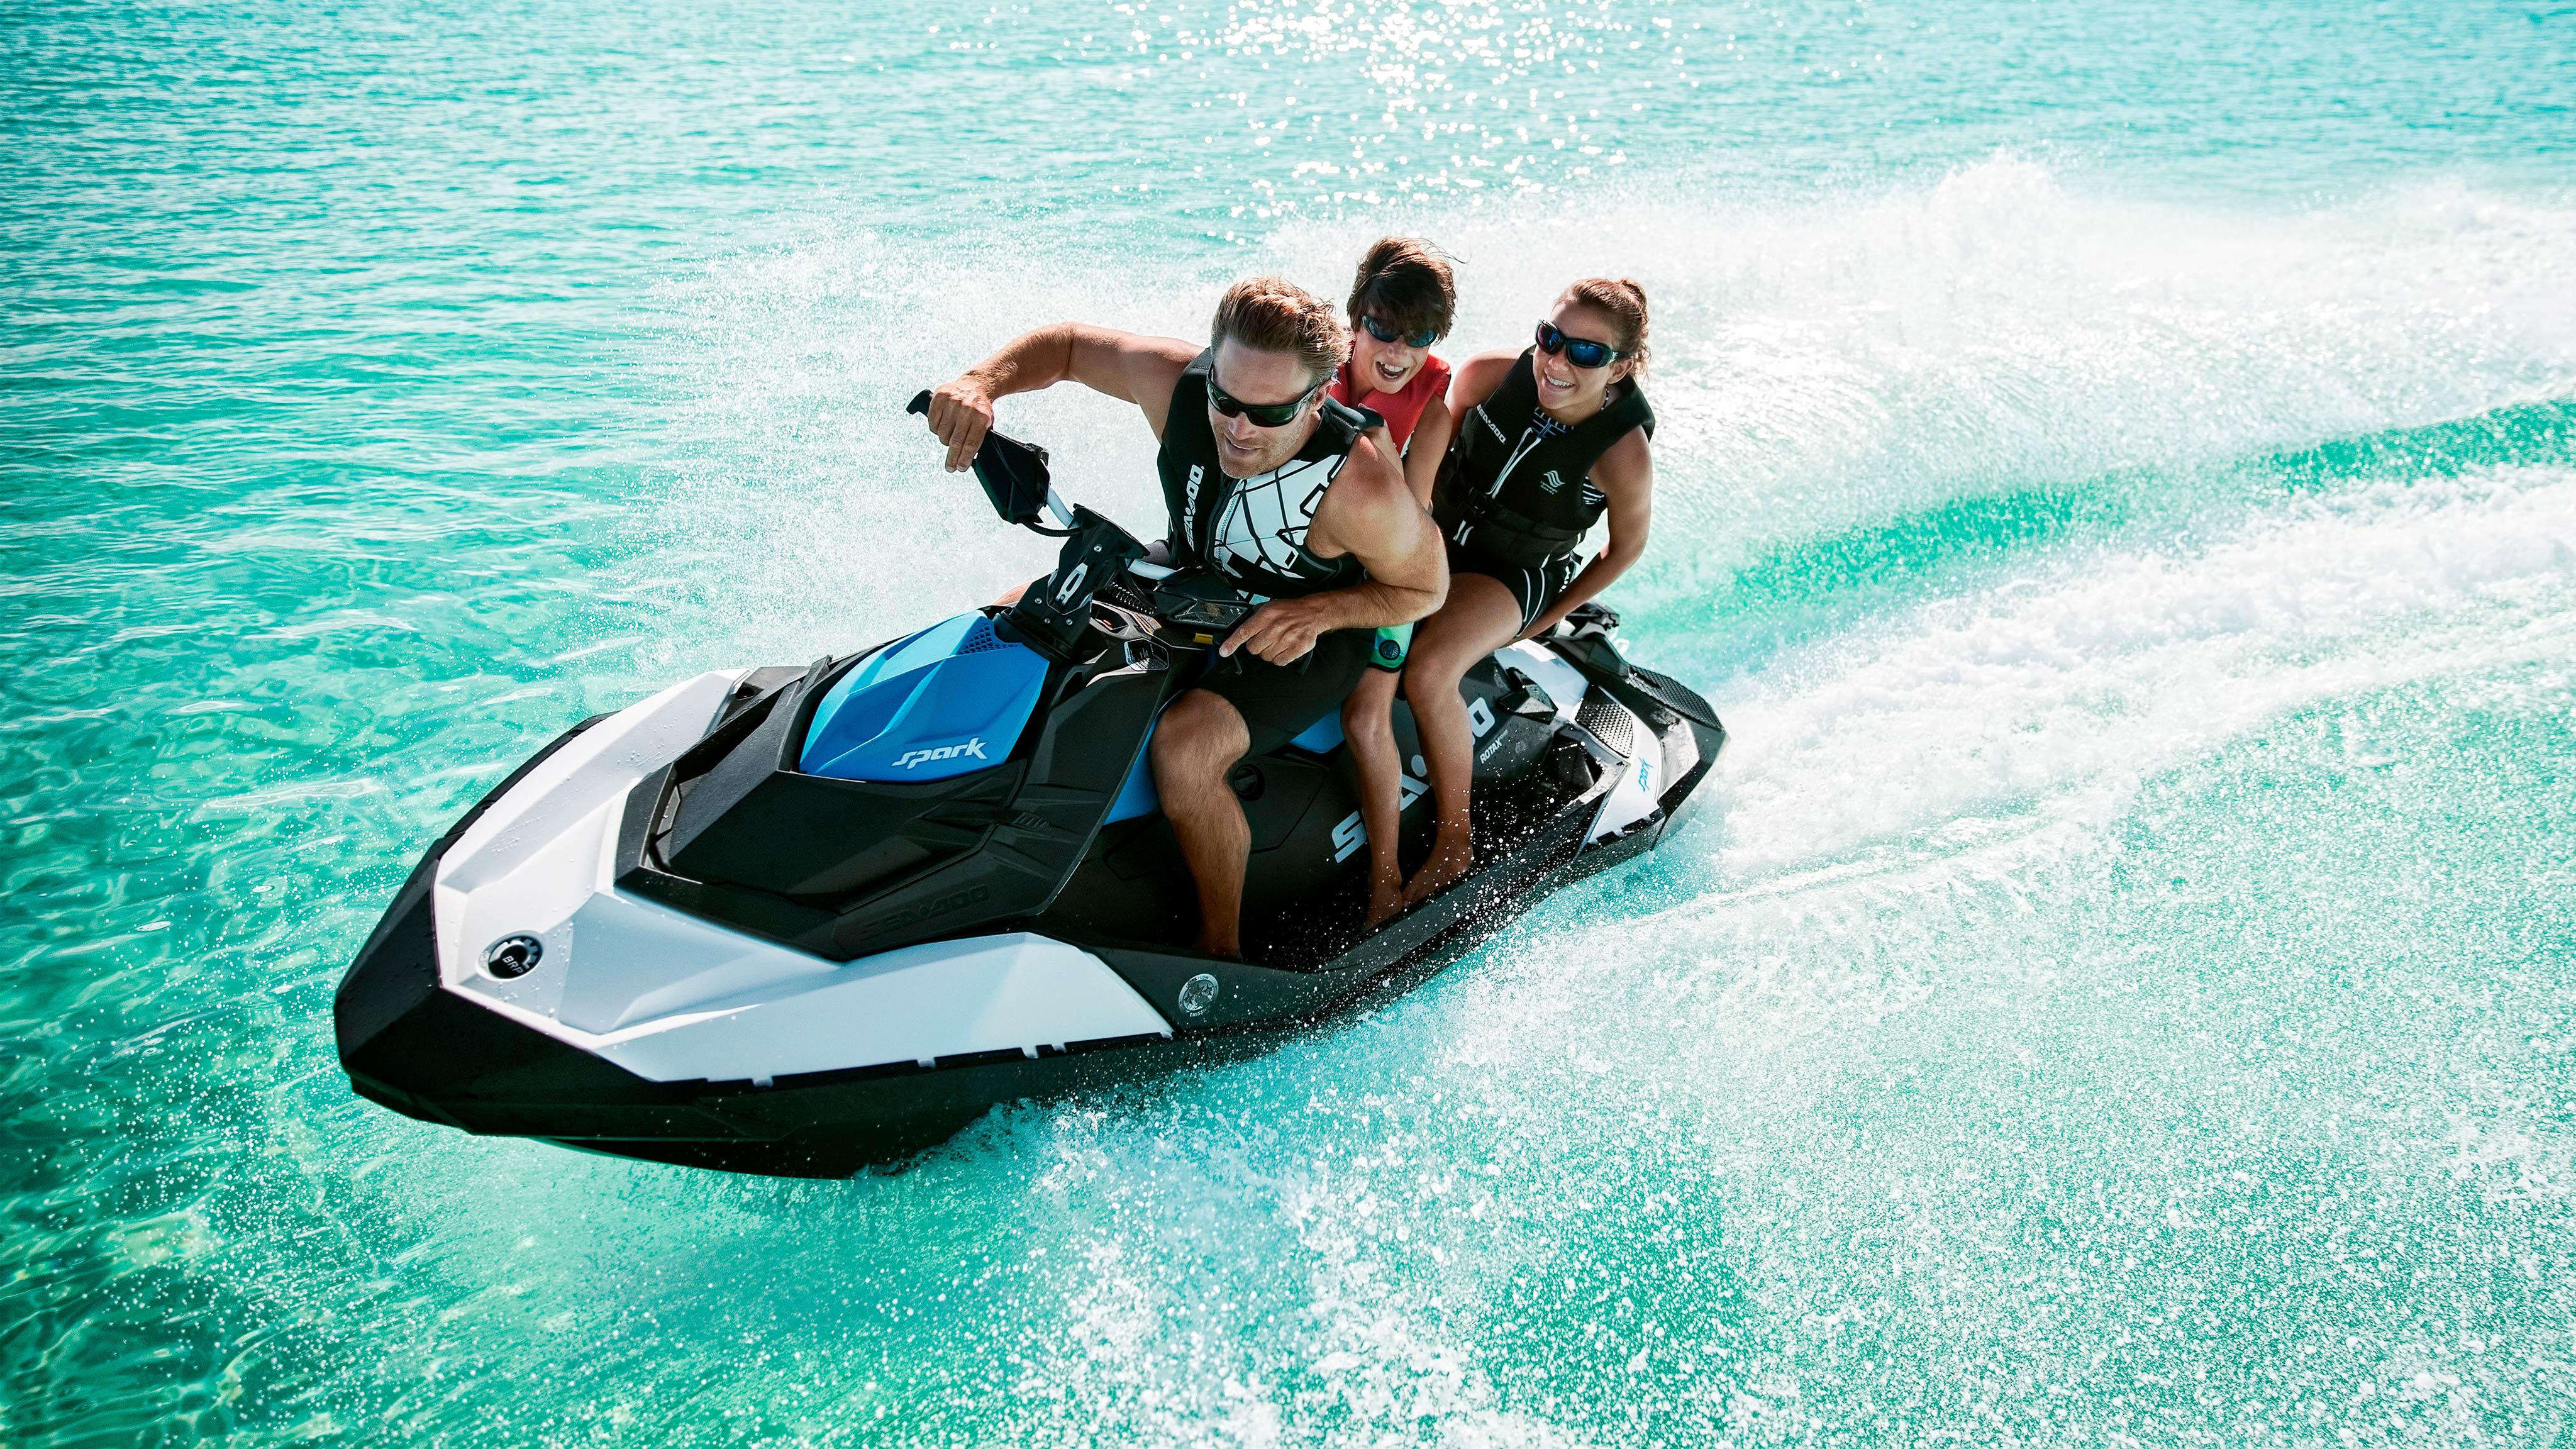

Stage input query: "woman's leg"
[
  {"left": 1398, "top": 574, "right": 1528, "bottom": 905},
  {"left": 1341, "top": 667, "right": 1407, "bottom": 928}
]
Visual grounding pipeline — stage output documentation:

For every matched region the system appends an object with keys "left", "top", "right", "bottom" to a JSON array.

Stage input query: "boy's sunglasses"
[
  {"left": 1535, "top": 320, "right": 1624, "bottom": 369},
  {"left": 1360, "top": 314, "right": 1440, "bottom": 349},
  {"left": 1207, "top": 374, "right": 1320, "bottom": 428}
]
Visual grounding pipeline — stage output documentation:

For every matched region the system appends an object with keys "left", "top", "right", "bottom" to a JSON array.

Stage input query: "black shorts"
[
  {"left": 1447, "top": 541, "right": 1579, "bottom": 631},
  {"left": 1196, "top": 628, "right": 1374, "bottom": 756}
]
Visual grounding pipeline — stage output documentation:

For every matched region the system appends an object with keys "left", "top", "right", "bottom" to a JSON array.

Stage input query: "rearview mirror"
[{"left": 906, "top": 390, "right": 1053, "bottom": 528}]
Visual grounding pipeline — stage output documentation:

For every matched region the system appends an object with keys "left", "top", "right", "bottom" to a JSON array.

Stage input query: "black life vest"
[
  {"left": 1433, "top": 349, "right": 1653, "bottom": 569},
  {"left": 1158, "top": 348, "right": 1371, "bottom": 601}
]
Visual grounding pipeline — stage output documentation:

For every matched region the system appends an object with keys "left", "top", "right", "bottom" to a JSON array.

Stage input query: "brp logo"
[
  {"left": 484, "top": 934, "right": 543, "bottom": 979},
  {"left": 891, "top": 737, "right": 988, "bottom": 770}
]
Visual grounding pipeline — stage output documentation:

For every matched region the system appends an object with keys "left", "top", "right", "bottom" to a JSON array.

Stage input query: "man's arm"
[
  {"left": 1519, "top": 425, "right": 1652, "bottom": 640},
  {"left": 1221, "top": 434, "right": 1448, "bottom": 664},
  {"left": 924, "top": 324, "right": 1200, "bottom": 472}
]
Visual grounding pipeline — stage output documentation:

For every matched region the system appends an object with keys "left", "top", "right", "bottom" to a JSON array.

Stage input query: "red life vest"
[{"left": 1327, "top": 353, "right": 1451, "bottom": 453}]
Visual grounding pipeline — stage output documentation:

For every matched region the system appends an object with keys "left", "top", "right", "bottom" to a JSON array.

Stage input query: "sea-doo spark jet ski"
[{"left": 335, "top": 396, "right": 1726, "bottom": 1177}]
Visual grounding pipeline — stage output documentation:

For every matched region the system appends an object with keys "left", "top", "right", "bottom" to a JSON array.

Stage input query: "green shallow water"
[{"left": 6, "top": 0, "right": 2576, "bottom": 1442}]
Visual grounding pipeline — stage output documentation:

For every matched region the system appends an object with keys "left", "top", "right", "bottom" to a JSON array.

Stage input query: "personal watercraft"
[{"left": 335, "top": 396, "right": 1726, "bottom": 1177}]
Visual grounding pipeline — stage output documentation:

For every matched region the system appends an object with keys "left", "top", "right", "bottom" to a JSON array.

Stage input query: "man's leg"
[
  {"left": 1398, "top": 575, "right": 1526, "bottom": 906},
  {"left": 1151, "top": 688, "right": 1254, "bottom": 957}
]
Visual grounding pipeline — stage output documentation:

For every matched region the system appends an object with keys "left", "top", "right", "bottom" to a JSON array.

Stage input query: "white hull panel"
[
  {"left": 421, "top": 672, "right": 1169, "bottom": 1084},
  {"left": 594, "top": 931, "right": 1171, "bottom": 1084}
]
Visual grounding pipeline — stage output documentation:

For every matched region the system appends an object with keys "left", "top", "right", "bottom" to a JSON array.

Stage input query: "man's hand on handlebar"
[
  {"left": 1220, "top": 596, "right": 1333, "bottom": 665},
  {"left": 924, "top": 377, "right": 996, "bottom": 473}
]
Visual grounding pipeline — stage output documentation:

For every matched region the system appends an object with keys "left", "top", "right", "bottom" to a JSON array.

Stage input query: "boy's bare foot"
[
  {"left": 1399, "top": 829, "right": 1473, "bottom": 907},
  {"left": 1364, "top": 867, "right": 1404, "bottom": 930}
]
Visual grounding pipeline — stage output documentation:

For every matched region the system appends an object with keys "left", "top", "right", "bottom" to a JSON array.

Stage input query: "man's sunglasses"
[
  {"left": 1360, "top": 314, "right": 1440, "bottom": 349},
  {"left": 1535, "top": 320, "right": 1625, "bottom": 370},
  {"left": 1207, "top": 374, "right": 1320, "bottom": 428}
]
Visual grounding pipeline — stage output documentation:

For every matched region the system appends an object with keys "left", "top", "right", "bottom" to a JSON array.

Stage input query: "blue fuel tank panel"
[{"left": 799, "top": 614, "right": 1048, "bottom": 782}]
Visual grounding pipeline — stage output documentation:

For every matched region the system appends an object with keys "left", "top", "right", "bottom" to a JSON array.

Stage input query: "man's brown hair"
[
  {"left": 1210, "top": 276, "right": 1349, "bottom": 390},
  {"left": 1345, "top": 236, "right": 1457, "bottom": 342}
]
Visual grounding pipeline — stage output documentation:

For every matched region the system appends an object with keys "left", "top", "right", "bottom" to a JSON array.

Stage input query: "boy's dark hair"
[{"left": 1344, "top": 237, "right": 1457, "bottom": 342}]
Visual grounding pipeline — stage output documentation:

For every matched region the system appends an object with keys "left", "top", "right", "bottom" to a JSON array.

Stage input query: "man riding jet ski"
[
  {"left": 331, "top": 283, "right": 1728, "bottom": 1178},
  {"left": 921, "top": 279, "right": 1443, "bottom": 960}
]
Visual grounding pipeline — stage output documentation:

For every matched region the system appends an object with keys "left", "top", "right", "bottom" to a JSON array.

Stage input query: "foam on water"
[{"left": 1714, "top": 462, "right": 2576, "bottom": 879}]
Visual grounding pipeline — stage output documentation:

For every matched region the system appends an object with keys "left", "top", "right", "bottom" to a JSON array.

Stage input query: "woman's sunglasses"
[
  {"left": 1360, "top": 314, "right": 1440, "bottom": 349},
  {"left": 1207, "top": 374, "right": 1320, "bottom": 428},
  {"left": 1535, "top": 320, "right": 1625, "bottom": 370}
]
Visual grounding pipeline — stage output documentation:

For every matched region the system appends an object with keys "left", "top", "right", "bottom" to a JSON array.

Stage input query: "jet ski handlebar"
[
  {"left": 909, "top": 389, "right": 1215, "bottom": 659},
  {"left": 907, "top": 389, "right": 1074, "bottom": 531}
]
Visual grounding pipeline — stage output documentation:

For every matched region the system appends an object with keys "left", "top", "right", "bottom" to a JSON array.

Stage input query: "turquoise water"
[{"left": 6, "top": 0, "right": 2575, "bottom": 1440}]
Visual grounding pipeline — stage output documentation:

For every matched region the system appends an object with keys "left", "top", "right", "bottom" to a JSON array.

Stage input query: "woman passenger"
[
  {"left": 1400, "top": 278, "right": 1656, "bottom": 906},
  {"left": 1325, "top": 238, "right": 1459, "bottom": 928}
]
